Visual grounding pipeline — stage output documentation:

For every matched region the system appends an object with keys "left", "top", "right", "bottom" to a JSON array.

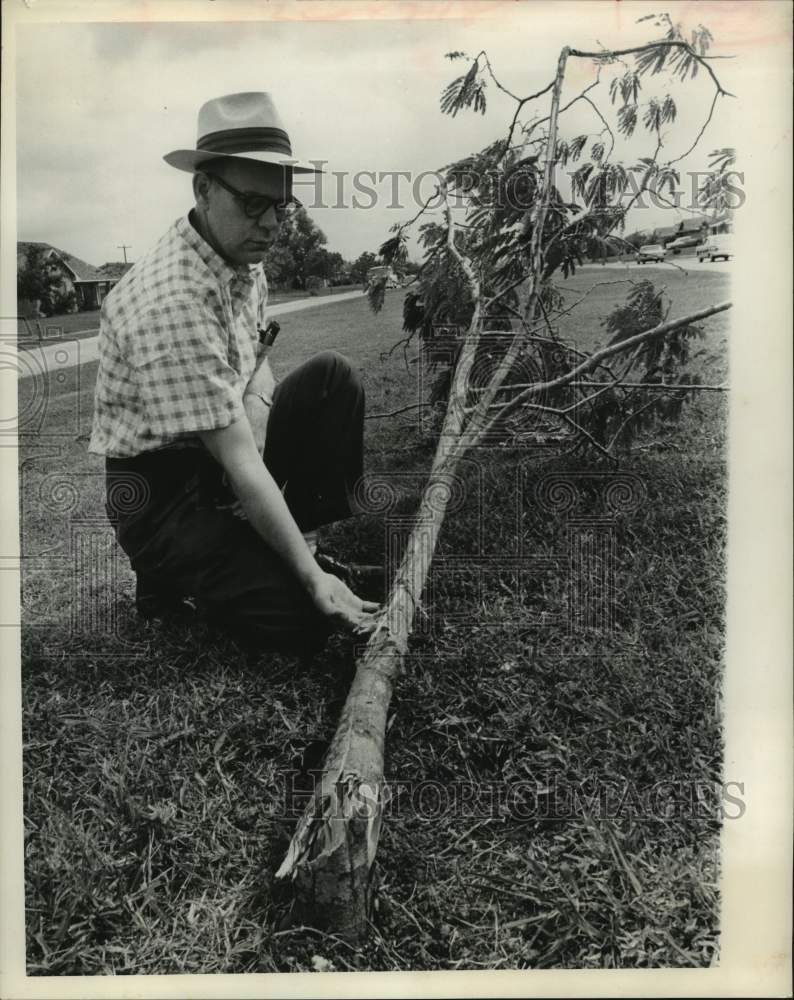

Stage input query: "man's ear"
[{"left": 193, "top": 171, "right": 212, "bottom": 209}]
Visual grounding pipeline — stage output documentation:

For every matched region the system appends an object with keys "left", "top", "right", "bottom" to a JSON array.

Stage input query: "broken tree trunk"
[
  {"left": 273, "top": 451, "right": 462, "bottom": 938},
  {"left": 274, "top": 418, "right": 472, "bottom": 940}
]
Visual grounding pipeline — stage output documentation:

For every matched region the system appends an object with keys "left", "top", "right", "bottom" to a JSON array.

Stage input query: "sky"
[{"left": 14, "top": 5, "right": 742, "bottom": 268}]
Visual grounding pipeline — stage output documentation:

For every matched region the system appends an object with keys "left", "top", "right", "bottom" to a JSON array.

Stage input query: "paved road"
[
  {"left": 579, "top": 257, "right": 733, "bottom": 275},
  {"left": 17, "top": 288, "right": 366, "bottom": 380}
]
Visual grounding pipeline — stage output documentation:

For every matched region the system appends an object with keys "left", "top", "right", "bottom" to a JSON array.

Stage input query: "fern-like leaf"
[
  {"left": 617, "top": 104, "right": 638, "bottom": 137},
  {"left": 439, "top": 61, "right": 487, "bottom": 117},
  {"left": 379, "top": 235, "right": 408, "bottom": 266},
  {"left": 569, "top": 134, "right": 589, "bottom": 161},
  {"left": 642, "top": 98, "right": 663, "bottom": 132},
  {"left": 367, "top": 279, "right": 386, "bottom": 314}
]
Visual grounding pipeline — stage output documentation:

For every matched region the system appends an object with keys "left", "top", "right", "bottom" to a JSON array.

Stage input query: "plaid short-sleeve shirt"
[{"left": 89, "top": 214, "right": 268, "bottom": 458}]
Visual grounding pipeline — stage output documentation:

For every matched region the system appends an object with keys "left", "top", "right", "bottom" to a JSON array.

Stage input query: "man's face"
[{"left": 195, "top": 158, "right": 291, "bottom": 266}]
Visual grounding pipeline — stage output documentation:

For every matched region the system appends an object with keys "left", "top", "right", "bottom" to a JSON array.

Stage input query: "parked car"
[
  {"left": 636, "top": 244, "right": 666, "bottom": 264},
  {"left": 696, "top": 234, "right": 734, "bottom": 262},
  {"left": 665, "top": 234, "right": 702, "bottom": 254},
  {"left": 364, "top": 265, "right": 399, "bottom": 290}
]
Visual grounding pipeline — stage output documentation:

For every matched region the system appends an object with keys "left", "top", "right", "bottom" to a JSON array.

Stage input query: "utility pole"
[{"left": 117, "top": 244, "right": 131, "bottom": 264}]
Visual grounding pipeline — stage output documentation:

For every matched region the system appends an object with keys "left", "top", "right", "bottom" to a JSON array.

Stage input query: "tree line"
[
  {"left": 18, "top": 213, "right": 417, "bottom": 319},
  {"left": 262, "top": 209, "right": 416, "bottom": 290}
]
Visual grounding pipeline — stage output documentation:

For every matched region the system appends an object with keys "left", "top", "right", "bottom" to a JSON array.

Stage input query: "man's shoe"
[{"left": 315, "top": 551, "right": 387, "bottom": 604}]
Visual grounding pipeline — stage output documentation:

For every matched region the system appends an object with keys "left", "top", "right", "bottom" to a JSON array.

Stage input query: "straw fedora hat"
[{"left": 164, "top": 92, "right": 322, "bottom": 174}]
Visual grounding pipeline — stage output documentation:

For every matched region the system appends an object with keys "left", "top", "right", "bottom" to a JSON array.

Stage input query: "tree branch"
[
  {"left": 366, "top": 401, "right": 432, "bottom": 420},
  {"left": 483, "top": 398, "right": 618, "bottom": 464},
  {"left": 478, "top": 300, "right": 732, "bottom": 436},
  {"left": 483, "top": 269, "right": 534, "bottom": 310},
  {"left": 606, "top": 396, "right": 659, "bottom": 452},
  {"left": 524, "top": 76, "right": 600, "bottom": 143},
  {"left": 380, "top": 330, "right": 419, "bottom": 373},
  {"left": 391, "top": 187, "right": 444, "bottom": 241},
  {"left": 667, "top": 88, "right": 722, "bottom": 165},
  {"left": 504, "top": 80, "right": 557, "bottom": 154},
  {"left": 489, "top": 282, "right": 639, "bottom": 396},
  {"left": 473, "top": 49, "right": 523, "bottom": 102},
  {"left": 569, "top": 40, "right": 735, "bottom": 97},
  {"left": 581, "top": 94, "right": 615, "bottom": 162},
  {"left": 488, "top": 379, "right": 729, "bottom": 393}
]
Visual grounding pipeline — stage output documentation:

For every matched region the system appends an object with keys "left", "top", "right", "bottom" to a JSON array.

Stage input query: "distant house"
[
  {"left": 17, "top": 242, "right": 129, "bottom": 313},
  {"left": 653, "top": 214, "right": 732, "bottom": 250},
  {"left": 652, "top": 225, "right": 679, "bottom": 246},
  {"left": 677, "top": 217, "right": 710, "bottom": 238}
]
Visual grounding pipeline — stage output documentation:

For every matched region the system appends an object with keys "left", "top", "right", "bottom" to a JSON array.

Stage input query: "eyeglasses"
[{"left": 205, "top": 172, "right": 302, "bottom": 220}]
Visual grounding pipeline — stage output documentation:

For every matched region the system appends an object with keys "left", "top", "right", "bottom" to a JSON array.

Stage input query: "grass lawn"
[
  {"left": 18, "top": 310, "right": 103, "bottom": 343},
  {"left": 269, "top": 283, "right": 361, "bottom": 303},
  {"left": 16, "top": 286, "right": 361, "bottom": 345},
  {"left": 19, "top": 270, "right": 730, "bottom": 973}
]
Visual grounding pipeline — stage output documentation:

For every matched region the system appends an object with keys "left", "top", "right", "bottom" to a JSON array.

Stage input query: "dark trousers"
[{"left": 105, "top": 351, "right": 364, "bottom": 650}]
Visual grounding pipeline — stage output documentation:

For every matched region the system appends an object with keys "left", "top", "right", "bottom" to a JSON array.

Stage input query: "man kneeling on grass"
[{"left": 89, "top": 92, "right": 380, "bottom": 652}]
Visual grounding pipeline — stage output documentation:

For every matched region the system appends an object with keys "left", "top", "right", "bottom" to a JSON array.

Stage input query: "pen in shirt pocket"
[{"left": 257, "top": 319, "right": 280, "bottom": 359}]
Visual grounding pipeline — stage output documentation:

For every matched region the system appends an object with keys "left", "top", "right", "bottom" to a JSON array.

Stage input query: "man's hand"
[{"left": 308, "top": 571, "right": 381, "bottom": 634}]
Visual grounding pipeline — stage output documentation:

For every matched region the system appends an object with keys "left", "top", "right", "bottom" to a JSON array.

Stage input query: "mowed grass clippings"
[{"left": 20, "top": 269, "right": 729, "bottom": 973}]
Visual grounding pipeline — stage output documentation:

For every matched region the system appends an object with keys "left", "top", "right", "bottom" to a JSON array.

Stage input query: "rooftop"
[{"left": 18, "top": 241, "right": 103, "bottom": 282}]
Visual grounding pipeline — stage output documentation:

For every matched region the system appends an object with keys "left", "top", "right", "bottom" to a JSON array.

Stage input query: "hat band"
[{"left": 197, "top": 127, "right": 292, "bottom": 157}]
